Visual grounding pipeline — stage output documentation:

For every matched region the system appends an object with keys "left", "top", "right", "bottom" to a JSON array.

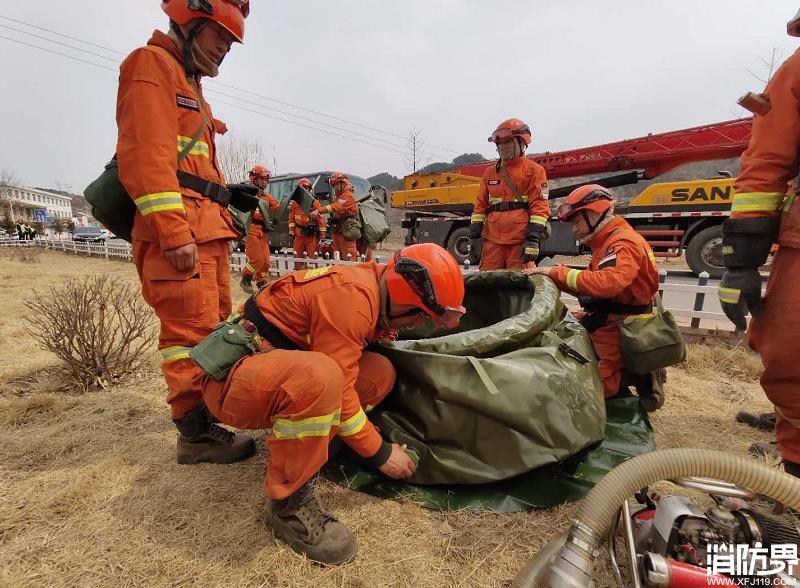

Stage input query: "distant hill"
[{"left": 368, "top": 172, "right": 403, "bottom": 192}]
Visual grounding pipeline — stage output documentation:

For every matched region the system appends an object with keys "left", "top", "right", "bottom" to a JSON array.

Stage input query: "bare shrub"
[
  {"left": 10, "top": 246, "right": 41, "bottom": 263},
  {"left": 23, "top": 275, "right": 157, "bottom": 390}
]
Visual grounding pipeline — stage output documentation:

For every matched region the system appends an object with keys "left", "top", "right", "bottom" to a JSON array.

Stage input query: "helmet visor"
[
  {"left": 556, "top": 190, "right": 614, "bottom": 220},
  {"left": 488, "top": 126, "right": 530, "bottom": 144},
  {"left": 393, "top": 254, "right": 466, "bottom": 328}
]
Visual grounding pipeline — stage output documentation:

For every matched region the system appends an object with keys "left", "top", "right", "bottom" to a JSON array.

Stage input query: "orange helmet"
[
  {"left": 298, "top": 177, "right": 313, "bottom": 190},
  {"left": 488, "top": 118, "right": 532, "bottom": 145},
  {"left": 386, "top": 244, "right": 466, "bottom": 329},
  {"left": 249, "top": 165, "right": 270, "bottom": 181},
  {"left": 789, "top": 9, "right": 800, "bottom": 36},
  {"left": 327, "top": 172, "right": 350, "bottom": 186},
  {"left": 162, "top": 0, "right": 249, "bottom": 43},
  {"left": 556, "top": 184, "right": 615, "bottom": 222}
]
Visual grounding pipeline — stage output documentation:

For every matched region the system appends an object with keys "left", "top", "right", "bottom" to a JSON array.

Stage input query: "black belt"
[
  {"left": 487, "top": 201, "right": 528, "bottom": 213},
  {"left": 177, "top": 170, "right": 231, "bottom": 207},
  {"left": 298, "top": 225, "right": 318, "bottom": 236},
  {"left": 243, "top": 297, "right": 299, "bottom": 350}
]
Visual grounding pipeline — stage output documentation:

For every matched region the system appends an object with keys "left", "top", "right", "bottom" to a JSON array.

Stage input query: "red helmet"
[
  {"left": 488, "top": 118, "right": 532, "bottom": 145},
  {"left": 298, "top": 177, "right": 313, "bottom": 190},
  {"left": 556, "top": 184, "right": 615, "bottom": 222},
  {"left": 386, "top": 244, "right": 466, "bottom": 329},
  {"left": 249, "top": 165, "right": 270, "bottom": 181},
  {"left": 789, "top": 9, "right": 800, "bottom": 37},
  {"left": 162, "top": 0, "right": 249, "bottom": 43}
]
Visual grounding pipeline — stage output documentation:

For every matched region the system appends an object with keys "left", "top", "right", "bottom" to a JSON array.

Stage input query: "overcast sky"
[{"left": 0, "top": 1, "right": 796, "bottom": 192}]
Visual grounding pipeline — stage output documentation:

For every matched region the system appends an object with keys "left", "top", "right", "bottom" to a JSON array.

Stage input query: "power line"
[
  {"left": 0, "top": 35, "right": 117, "bottom": 73},
  {"left": 0, "top": 23, "right": 120, "bottom": 63},
  {"left": 0, "top": 35, "right": 407, "bottom": 156},
  {"left": 0, "top": 13, "right": 462, "bottom": 156}
]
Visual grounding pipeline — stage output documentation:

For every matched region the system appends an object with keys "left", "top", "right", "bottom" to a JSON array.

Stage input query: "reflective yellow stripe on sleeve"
[
  {"left": 272, "top": 410, "right": 341, "bottom": 440},
  {"left": 160, "top": 346, "right": 193, "bottom": 364},
  {"left": 471, "top": 214, "right": 486, "bottom": 223},
  {"left": 488, "top": 197, "right": 503, "bottom": 205},
  {"left": 566, "top": 269, "right": 582, "bottom": 291},
  {"left": 177, "top": 136, "right": 210, "bottom": 158},
  {"left": 337, "top": 408, "right": 367, "bottom": 437},
  {"left": 730, "top": 192, "right": 784, "bottom": 214},
  {"left": 530, "top": 215, "right": 548, "bottom": 225},
  {"left": 133, "top": 192, "right": 184, "bottom": 216}
]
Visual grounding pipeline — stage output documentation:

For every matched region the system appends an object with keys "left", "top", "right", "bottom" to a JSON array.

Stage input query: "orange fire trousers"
[
  {"left": 202, "top": 350, "right": 396, "bottom": 499},
  {"left": 590, "top": 323, "right": 625, "bottom": 398},
  {"left": 479, "top": 242, "right": 525, "bottom": 271},
  {"left": 749, "top": 247, "right": 800, "bottom": 464},
  {"left": 242, "top": 230, "right": 270, "bottom": 282},
  {"left": 133, "top": 238, "right": 232, "bottom": 420},
  {"left": 333, "top": 232, "right": 358, "bottom": 261}
]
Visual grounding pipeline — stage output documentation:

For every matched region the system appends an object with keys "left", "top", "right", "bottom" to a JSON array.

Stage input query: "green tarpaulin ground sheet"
[{"left": 322, "top": 396, "right": 654, "bottom": 512}]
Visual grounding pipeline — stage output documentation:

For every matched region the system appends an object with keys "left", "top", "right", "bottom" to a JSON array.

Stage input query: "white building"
[{"left": 3, "top": 186, "right": 73, "bottom": 224}]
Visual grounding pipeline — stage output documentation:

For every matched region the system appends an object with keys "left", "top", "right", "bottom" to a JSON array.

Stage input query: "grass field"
[{"left": 0, "top": 250, "right": 778, "bottom": 588}]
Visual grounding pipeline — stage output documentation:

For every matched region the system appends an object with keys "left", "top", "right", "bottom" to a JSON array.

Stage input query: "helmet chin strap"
[
  {"left": 171, "top": 20, "right": 207, "bottom": 77},
  {"left": 579, "top": 209, "right": 611, "bottom": 241}
]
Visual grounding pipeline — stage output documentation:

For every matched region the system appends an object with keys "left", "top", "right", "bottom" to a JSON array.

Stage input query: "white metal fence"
[{"left": 0, "top": 237, "right": 734, "bottom": 331}]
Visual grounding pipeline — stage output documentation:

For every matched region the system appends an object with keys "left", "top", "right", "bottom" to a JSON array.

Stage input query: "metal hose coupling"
[{"left": 545, "top": 520, "right": 603, "bottom": 588}]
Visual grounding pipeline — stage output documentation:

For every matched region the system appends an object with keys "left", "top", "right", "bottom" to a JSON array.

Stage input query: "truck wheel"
[
  {"left": 686, "top": 225, "right": 724, "bottom": 279},
  {"left": 446, "top": 226, "right": 472, "bottom": 265}
]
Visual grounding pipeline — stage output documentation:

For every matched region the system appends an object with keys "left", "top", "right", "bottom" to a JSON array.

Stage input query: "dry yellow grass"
[{"left": 0, "top": 250, "right": 780, "bottom": 588}]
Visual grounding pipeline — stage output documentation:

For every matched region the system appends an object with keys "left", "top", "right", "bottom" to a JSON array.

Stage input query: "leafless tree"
[
  {"left": 0, "top": 169, "right": 19, "bottom": 221},
  {"left": 217, "top": 134, "right": 267, "bottom": 183},
  {"left": 405, "top": 128, "right": 431, "bottom": 174}
]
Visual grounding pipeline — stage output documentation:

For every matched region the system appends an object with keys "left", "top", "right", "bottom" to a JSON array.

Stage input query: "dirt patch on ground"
[{"left": 0, "top": 250, "right": 779, "bottom": 587}]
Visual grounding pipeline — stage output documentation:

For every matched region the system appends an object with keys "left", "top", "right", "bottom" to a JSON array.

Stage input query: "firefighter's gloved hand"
[
  {"left": 719, "top": 268, "right": 763, "bottom": 331},
  {"left": 468, "top": 222, "right": 483, "bottom": 265},
  {"left": 522, "top": 239, "right": 540, "bottom": 263}
]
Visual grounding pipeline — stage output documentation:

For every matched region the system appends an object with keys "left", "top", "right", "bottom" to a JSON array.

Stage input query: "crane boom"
[{"left": 456, "top": 118, "right": 753, "bottom": 180}]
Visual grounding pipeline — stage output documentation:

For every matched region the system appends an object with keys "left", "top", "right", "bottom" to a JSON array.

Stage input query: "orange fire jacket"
[
  {"left": 289, "top": 200, "right": 326, "bottom": 236},
  {"left": 550, "top": 217, "right": 659, "bottom": 306},
  {"left": 471, "top": 157, "right": 550, "bottom": 245},
  {"left": 116, "top": 31, "right": 237, "bottom": 251}
]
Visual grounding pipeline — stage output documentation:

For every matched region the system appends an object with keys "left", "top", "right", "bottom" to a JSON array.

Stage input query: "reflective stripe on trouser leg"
[
  {"left": 748, "top": 247, "right": 800, "bottom": 463},
  {"left": 201, "top": 349, "right": 345, "bottom": 500},
  {"left": 134, "top": 238, "right": 231, "bottom": 419}
]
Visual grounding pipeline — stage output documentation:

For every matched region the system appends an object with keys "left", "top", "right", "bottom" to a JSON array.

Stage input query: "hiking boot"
[
  {"left": 174, "top": 405, "right": 256, "bottom": 465},
  {"left": 255, "top": 280, "right": 268, "bottom": 291},
  {"left": 735, "top": 411, "right": 776, "bottom": 432},
  {"left": 749, "top": 441, "right": 781, "bottom": 461},
  {"left": 266, "top": 478, "right": 357, "bottom": 565},
  {"left": 640, "top": 369, "right": 666, "bottom": 413},
  {"left": 240, "top": 275, "right": 254, "bottom": 294}
]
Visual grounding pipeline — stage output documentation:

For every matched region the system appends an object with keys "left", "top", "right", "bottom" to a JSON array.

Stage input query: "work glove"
[
  {"left": 718, "top": 269, "right": 763, "bottom": 331},
  {"left": 468, "top": 222, "right": 483, "bottom": 265},
  {"left": 717, "top": 216, "right": 778, "bottom": 331},
  {"left": 522, "top": 222, "right": 547, "bottom": 264}
]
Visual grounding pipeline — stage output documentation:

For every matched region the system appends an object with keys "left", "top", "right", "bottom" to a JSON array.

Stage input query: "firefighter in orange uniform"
[
  {"left": 240, "top": 165, "right": 279, "bottom": 293},
  {"left": 469, "top": 118, "right": 550, "bottom": 270},
  {"left": 288, "top": 177, "right": 326, "bottom": 267},
  {"left": 311, "top": 172, "right": 359, "bottom": 261},
  {"left": 525, "top": 185, "right": 665, "bottom": 411},
  {"left": 718, "top": 10, "right": 800, "bottom": 479},
  {"left": 117, "top": 0, "right": 255, "bottom": 464},
  {"left": 201, "top": 243, "right": 466, "bottom": 564}
]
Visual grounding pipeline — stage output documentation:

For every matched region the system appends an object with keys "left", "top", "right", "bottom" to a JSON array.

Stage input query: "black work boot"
[
  {"left": 255, "top": 280, "right": 268, "bottom": 291},
  {"left": 240, "top": 275, "right": 254, "bottom": 294},
  {"left": 735, "top": 411, "right": 777, "bottom": 432},
  {"left": 749, "top": 441, "right": 781, "bottom": 461},
  {"left": 266, "top": 478, "right": 357, "bottom": 565},
  {"left": 173, "top": 405, "right": 256, "bottom": 465}
]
